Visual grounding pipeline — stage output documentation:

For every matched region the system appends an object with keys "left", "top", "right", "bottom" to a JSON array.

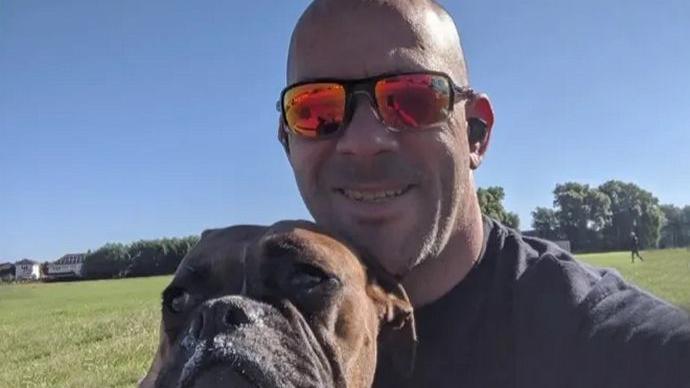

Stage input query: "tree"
[
  {"left": 598, "top": 180, "right": 663, "bottom": 250},
  {"left": 124, "top": 236, "right": 199, "bottom": 277},
  {"left": 126, "top": 240, "right": 166, "bottom": 277},
  {"left": 83, "top": 243, "right": 131, "bottom": 279},
  {"left": 531, "top": 207, "right": 562, "bottom": 241},
  {"left": 683, "top": 206, "right": 690, "bottom": 246},
  {"left": 477, "top": 186, "right": 520, "bottom": 229},
  {"left": 81, "top": 236, "right": 199, "bottom": 279},
  {"left": 39, "top": 262, "right": 50, "bottom": 278},
  {"left": 659, "top": 204, "right": 690, "bottom": 248},
  {"left": 553, "top": 183, "right": 612, "bottom": 252}
]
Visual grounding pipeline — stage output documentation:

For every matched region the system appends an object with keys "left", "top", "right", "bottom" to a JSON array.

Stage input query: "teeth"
[{"left": 340, "top": 188, "right": 406, "bottom": 202}]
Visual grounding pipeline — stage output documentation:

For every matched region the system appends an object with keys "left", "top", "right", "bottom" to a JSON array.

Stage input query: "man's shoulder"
[
  {"left": 488, "top": 218, "right": 690, "bottom": 330},
  {"left": 513, "top": 231, "right": 690, "bottom": 338},
  {"left": 485, "top": 219, "right": 690, "bottom": 387},
  {"left": 484, "top": 218, "right": 677, "bottom": 312}
]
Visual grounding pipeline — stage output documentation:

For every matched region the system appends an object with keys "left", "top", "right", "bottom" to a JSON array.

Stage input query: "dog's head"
[{"left": 139, "top": 220, "right": 415, "bottom": 388}]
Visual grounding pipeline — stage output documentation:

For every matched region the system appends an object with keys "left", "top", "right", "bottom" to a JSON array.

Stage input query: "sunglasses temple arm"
[{"left": 454, "top": 86, "right": 476, "bottom": 100}]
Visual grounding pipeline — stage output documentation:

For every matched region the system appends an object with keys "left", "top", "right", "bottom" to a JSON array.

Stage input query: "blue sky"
[{"left": 1, "top": 0, "right": 689, "bottom": 261}]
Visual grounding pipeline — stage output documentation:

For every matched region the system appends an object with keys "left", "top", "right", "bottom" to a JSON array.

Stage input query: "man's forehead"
[
  {"left": 289, "top": 49, "right": 437, "bottom": 83},
  {"left": 287, "top": 0, "right": 465, "bottom": 85}
]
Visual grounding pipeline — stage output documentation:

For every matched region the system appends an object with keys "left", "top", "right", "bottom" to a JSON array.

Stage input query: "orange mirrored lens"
[
  {"left": 375, "top": 74, "right": 451, "bottom": 129},
  {"left": 283, "top": 83, "right": 346, "bottom": 138}
]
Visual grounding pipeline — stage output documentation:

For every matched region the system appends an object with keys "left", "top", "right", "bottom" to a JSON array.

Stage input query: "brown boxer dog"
[{"left": 139, "top": 220, "right": 416, "bottom": 388}]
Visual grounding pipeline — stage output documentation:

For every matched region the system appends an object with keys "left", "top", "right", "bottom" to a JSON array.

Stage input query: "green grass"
[
  {"left": 578, "top": 248, "right": 690, "bottom": 311},
  {"left": 0, "top": 248, "right": 688, "bottom": 387},
  {"left": 0, "top": 276, "right": 170, "bottom": 388}
]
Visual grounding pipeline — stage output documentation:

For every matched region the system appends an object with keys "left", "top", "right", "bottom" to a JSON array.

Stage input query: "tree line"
[
  {"left": 478, "top": 181, "right": 689, "bottom": 253},
  {"left": 82, "top": 236, "right": 199, "bottom": 280},
  {"left": 78, "top": 180, "right": 686, "bottom": 280}
]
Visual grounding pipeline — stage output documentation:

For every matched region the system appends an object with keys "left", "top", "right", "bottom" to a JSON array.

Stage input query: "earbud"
[{"left": 467, "top": 118, "right": 487, "bottom": 144}]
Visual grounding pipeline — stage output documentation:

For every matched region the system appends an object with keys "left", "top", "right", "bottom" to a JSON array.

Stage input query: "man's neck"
[{"left": 401, "top": 206, "right": 485, "bottom": 308}]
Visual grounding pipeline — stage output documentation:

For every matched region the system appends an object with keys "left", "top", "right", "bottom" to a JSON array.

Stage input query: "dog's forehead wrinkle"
[
  {"left": 259, "top": 234, "right": 302, "bottom": 260},
  {"left": 176, "top": 262, "right": 209, "bottom": 284},
  {"left": 269, "top": 231, "right": 365, "bottom": 277},
  {"left": 262, "top": 226, "right": 359, "bottom": 263}
]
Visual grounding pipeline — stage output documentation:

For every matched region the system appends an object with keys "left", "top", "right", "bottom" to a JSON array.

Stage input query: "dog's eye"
[
  {"left": 163, "top": 287, "right": 192, "bottom": 314},
  {"left": 289, "top": 263, "right": 335, "bottom": 291},
  {"left": 171, "top": 293, "right": 190, "bottom": 313}
]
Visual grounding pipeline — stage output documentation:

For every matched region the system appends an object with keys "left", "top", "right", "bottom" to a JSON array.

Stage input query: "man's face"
[{"left": 285, "top": 3, "right": 475, "bottom": 276}]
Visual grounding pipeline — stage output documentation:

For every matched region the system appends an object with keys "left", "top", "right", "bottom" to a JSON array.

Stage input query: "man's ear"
[
  {"left": 368, "top": 278, "right": 417, "bottom": 385},
  {"left": 465, "top": 94, "right": 494, "bottom": 170},
  {"left": 277, "top": 120, "right": 290, "bottom": 155}
]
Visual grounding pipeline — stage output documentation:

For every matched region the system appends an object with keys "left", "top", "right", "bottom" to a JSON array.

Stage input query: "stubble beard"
[
  {"left": 406, "top": 152, "right": 467, "bottom": 270},
  {"left": 406, "top": 194, "right": 458, "bottom": 274}
]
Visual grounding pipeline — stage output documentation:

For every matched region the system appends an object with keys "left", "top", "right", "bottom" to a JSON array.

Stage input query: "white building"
[
  {"left": 14, "top": 259, "right": 41, "bottom": 280},
  {"left": 46, "top": 253, "right": 86, "bottom": 279}
]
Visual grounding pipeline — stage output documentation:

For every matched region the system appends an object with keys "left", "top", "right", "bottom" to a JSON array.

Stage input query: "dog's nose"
[{"left": 190, "top": 296, "right": 254, "bottom": 341}]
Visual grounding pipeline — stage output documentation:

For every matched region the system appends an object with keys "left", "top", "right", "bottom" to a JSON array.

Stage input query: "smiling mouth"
[{"left": 335, "top": 186, "right": 412, "bottom": 202}]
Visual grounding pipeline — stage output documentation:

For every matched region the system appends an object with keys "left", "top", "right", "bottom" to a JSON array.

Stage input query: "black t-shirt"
[{"left": 401, "top": 217, "right": 690, "bottom": 388}]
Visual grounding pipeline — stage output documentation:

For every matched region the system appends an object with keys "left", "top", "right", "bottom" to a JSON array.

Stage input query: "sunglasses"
[{"left": 277, "top": 71, "right": 475, "bottom": 139}]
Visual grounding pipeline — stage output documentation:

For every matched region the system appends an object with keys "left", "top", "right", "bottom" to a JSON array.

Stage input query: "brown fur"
[{"left": 140, "top": 221, "right": 415, "bottom": 388}]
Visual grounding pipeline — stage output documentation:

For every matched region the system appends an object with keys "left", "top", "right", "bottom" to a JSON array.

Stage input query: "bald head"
[
  {"left": 281, "top": 0, "right": 496, "bottom": 306},
  {"left": 287, "top": 0, "right": 468, "bottom": 86}
]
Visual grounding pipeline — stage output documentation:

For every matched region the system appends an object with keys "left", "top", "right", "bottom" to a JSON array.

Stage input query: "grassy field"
[
  {"left": 1, "top": 248, "right": 688, "bottom": 387},
  {"left": 577, "top": 248, "right": 690, "bottom": 311},
  {"left": 0, "top": 276, "right": 170, "bottom": 388}
]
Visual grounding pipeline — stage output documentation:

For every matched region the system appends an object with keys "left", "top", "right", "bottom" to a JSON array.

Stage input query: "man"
[
  {"left": 630, "top": 231, "right": 644, "bottom": 263},
  {"left": 276, "top": 0, "right": 690, "bottom": 387}
]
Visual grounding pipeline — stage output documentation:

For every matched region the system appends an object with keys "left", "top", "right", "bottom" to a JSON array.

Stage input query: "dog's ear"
[
  {"left": 367, "top": 277, "right": 417, "bottom": 385},
  {"left": 368, "top": 281, "right": 413, "bottom": 330}
]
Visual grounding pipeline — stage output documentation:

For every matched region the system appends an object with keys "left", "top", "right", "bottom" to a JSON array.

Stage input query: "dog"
[{"left": 139, "top": 220, "right": 416, "bottom": 388}]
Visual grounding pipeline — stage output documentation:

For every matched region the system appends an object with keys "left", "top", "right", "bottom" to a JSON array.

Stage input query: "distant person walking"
[{"left": 630, "top": 232, "right": 644, "bottom": 263}]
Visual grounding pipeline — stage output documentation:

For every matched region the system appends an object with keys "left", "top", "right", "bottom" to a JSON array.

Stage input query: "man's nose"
[
  {"left": 335, "top": 95, "right": 400, "bottom": 156},
  {"left": 190, "top": 296, "right": 255, "bottom": 341}
]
